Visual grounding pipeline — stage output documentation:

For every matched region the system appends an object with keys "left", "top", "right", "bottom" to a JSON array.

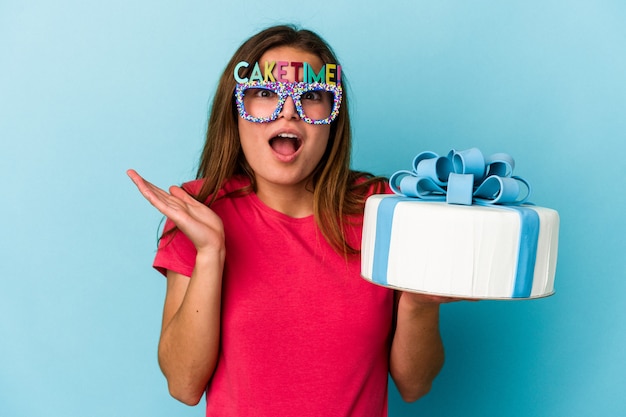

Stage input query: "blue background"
[{"left": 2, "top": 1, "right": 625, "bottom": 416}]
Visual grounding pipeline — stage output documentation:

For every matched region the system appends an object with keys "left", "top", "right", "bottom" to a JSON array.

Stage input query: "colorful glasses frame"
[{"left": 234, "top": 81, "right": 343, "bottom": 125}]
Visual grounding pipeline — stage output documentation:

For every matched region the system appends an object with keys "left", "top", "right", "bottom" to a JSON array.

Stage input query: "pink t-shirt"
[{"left": 154, "top": 176, "right": 394, "bottom": 417}]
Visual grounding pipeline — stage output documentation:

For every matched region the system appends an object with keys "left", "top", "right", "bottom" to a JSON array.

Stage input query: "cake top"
[{"left": 389, "top": 148, "right": 531, "bottom": 206}]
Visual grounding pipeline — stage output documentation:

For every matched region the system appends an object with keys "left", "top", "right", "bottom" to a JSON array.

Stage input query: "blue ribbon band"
[
  {"left": 371, "top": 197, "right": 412, "bottom": 285},
  {"left": 508, "top": 206, "right": 539, "bottom": 297}
]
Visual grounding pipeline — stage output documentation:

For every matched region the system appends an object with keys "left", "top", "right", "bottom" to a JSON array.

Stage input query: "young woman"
[{"left": 128, "top": 24, "right": 449, "bottom": 417}]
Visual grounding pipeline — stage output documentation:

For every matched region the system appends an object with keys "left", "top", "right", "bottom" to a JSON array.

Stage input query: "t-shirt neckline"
[{"left": 247, "top": 189, "right": 315, "bottom": 224}]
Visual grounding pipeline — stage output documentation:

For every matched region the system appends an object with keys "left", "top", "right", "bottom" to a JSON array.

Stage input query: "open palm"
[{"left": 127, "top": 169, "right": 224, "bottom": 253}]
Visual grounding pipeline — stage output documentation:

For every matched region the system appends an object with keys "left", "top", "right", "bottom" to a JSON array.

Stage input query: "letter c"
[{"left": 234, "top": 61, "right": 249, "bottom": 83}]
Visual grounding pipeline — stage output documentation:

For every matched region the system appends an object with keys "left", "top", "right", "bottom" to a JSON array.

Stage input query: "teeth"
[{"left": 277, "top": 133, "right": 298, "bottom": 139}]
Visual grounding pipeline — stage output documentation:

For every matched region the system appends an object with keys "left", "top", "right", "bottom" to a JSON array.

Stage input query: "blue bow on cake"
[{"left": 389, "top": 148, "right": 530, "bottom": 206}]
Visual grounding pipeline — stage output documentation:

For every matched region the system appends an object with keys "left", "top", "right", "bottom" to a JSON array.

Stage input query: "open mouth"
[{"left": 269, "top": 133, "right": 302, "bottom": 156}]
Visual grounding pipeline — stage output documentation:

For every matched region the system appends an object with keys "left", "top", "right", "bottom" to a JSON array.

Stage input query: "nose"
[{"left": 278, "top": 96, "right": 300, "bottom": 120}]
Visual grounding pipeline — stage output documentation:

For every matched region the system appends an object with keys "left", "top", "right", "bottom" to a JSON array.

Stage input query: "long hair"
[{"left": 193, "top": 24, "right": 386, "bottom": 255}]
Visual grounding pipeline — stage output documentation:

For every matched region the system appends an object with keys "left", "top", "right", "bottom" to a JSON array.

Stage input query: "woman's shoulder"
[
  {"left": 349, "top": 171, "right": 391, "bottom": 196},
  {"left": 181, "top": 175, "right": 252, "bottom": 202},
  {"left": 180, "top": 178, "right": 205, "bottom": 195}
]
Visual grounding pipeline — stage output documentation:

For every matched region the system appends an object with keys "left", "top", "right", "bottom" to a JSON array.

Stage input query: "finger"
[
  {"left": 169, "top": 185, "right": 205, "bottom": 207},
  {"left": 126, "top": 169, "right": 155, "bottom": 191},
  {"left": 126, "top": 168, "right": 141, "bottom": 182},
  {"left": 127, "top": 169, "right": 187, "bottom": 213},
  {"left": 135, "top": 179, "right": 171, "bottom": 206},
  {"left": 127, "top": 169, "right": 158, "bottom": 196},
  {"left": 168, "top": 186, "right": 223, "bottom": 227}
]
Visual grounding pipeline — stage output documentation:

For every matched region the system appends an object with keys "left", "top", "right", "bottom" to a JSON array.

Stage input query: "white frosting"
[{"left": 361, "top": 195, "right": 560, "bottom": 299}]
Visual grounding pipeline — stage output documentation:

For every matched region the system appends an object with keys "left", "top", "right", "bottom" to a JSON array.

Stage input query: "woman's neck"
[{"left": 255, "top": 180, "right": 315, "bottom": 218}]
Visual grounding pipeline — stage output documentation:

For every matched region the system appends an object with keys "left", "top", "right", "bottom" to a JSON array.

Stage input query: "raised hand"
[{"left": 127, "top": 169, "right": 225, "bottom": 253}]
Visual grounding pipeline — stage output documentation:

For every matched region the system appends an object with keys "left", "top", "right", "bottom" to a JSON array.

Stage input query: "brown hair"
[{"left": 192, "top": 24, "right": 386, "bottom": 255}]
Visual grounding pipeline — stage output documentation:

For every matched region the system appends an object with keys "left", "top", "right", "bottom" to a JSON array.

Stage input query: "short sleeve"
[{"left": 152, "top": 217, "right": 197, "bottom": 278}]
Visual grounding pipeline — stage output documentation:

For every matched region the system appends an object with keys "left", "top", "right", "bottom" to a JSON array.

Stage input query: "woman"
[{"left": 128, "top": 24, "right": 448, "bottom": 417}]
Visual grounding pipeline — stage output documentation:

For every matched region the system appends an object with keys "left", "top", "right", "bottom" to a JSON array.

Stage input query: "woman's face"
[{"left": 237, "top": 46, "right": 332, "bottom": 195}]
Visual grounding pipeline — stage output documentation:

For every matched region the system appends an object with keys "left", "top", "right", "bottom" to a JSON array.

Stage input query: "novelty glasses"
[{"left": 234, "top": 81, "right": 342, "bottom": 125}]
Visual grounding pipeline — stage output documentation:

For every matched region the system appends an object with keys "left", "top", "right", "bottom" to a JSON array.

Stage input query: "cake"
[{"left": 361, "top": 148, "right": 560, "bottom": 299}]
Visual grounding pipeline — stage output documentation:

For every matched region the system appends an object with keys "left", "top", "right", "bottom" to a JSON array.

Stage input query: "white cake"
[{"left": 361, "top": 195, "right": 560, "bottom": 299}]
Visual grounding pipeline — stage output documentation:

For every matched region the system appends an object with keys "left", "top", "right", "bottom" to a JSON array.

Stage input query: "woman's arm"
[
  {"left": 158, "top": 251, "right": 223, "bottom": 405},
  {"left": 127, "top": 170, "right": 225, "bottom": 405},
  {"left": 389, "top": 291, "right": 450, "bottom": 402}
]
